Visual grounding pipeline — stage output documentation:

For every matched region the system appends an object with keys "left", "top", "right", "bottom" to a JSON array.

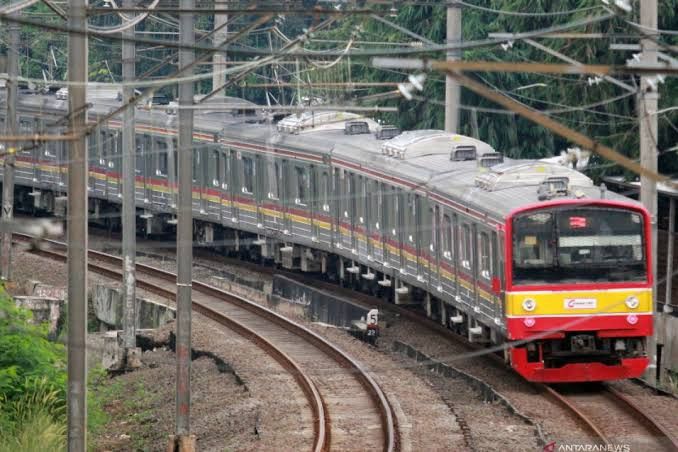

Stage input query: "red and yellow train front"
[{"left": 505, "top": 200, "right": 652, "bottom": 382}]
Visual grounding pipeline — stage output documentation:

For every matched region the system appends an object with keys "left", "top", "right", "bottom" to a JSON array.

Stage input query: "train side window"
[
  {"left": 479, "top": 231, "right": 492, "bottom": 279},
  {"left": 442, "top": 214, "right": 452, "bottom": 259},
  {"left": 242, "top": 155, "right": 254, "bottom": 194},
  {"left": 295, "top": 165, "right": 308, "bottom": 205},
  {"left": 157, "top": 141, "right": 168, "bottom": 177},
  {"left": 461, "top": 223, "right": 472, "bottom": 270}
]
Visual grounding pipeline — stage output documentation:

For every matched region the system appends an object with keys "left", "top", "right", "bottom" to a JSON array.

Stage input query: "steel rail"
[
  {"left": 605, "top": 385, "right": 678, "bottom": 451},
  {"left": 18, "top": 239, "right": 328, "bottom": 452},
  {"left": 17, "top": 234, "right": 398, "bottom": 452},
  {"left": 540, "top": 385, "right": 610, "bottom": 444}
]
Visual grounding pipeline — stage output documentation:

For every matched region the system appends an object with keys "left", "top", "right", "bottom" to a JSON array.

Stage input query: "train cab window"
[
  {"left": 461, "top": 224, "right": 472, "bottom": 270},
  {"left": 242, "top": 155, "right": 254, "bottom": 194},
  {"left": 479, "top": 232, "right": 492, "bottom": 279},
  {"left": 157, "top": 142, "right": 168, "bottom": 177},
  {"left": 295, "top": 166, "right": 308, "bottom": 205},
  {"left": 442, "top": 214, "right": 452, "bottom": 260},
  {"left": 268, "top": 161, "right": 280, "bottom": 199}
]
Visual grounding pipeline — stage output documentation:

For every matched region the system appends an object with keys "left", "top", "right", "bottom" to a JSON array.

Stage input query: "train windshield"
[{"left": 512, "top": 208, "right": 646, "bottom": 285}]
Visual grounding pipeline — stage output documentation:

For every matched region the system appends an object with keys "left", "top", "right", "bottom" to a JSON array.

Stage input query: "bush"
[
  {"left": 0, "top": 378, "right": 66, "bottom": 452},
  {"left": 0, "top": 288, "right": 68, "bottom": 451}
]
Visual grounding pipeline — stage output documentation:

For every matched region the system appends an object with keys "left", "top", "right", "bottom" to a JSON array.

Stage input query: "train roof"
[{"left": 5, "top": 91, "right": 641, "bottom": 220}]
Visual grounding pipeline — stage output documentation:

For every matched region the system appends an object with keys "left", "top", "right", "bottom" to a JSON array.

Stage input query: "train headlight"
[
  {"left": 522, "top": 298, "right": 536, "bottom": 312},
  {"left": 625, "top": 295, "right": 640, "bottom": 310}
]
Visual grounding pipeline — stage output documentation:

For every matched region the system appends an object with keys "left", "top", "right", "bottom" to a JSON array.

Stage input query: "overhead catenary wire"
[{"left": 0, "top": 10, "right": 617, "bottom": 58}]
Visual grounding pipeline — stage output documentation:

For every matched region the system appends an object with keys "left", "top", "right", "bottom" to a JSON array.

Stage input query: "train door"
[
  {"left": 339, "top": 170, "right": 353, "bottom": 250},
  {"left": 16, "top": 117, "right": 35, "bottom": 184},
  {"left": 385, "top": 185, "right": 401, "bottom": 270},
  {"left": 88, "top": 127, "right": 98, "bottom": 194},
  {"left": 367, "top": 180, "right": 383, "bottom": 263},
  {"left": 168, "top": 138, "right": 177, "bottom": 209},
  {"left": 430, "top": 204, "right": 441, "bottom": 291},
  {"left": 415, "top": 194, "right": 430, "bottom": 284},
  {"left": 229, "top": 149, "right": 240, "bottom": 222},
  {"left": 191, "top": 144, "right": 202, "bottom": 215},
  {"left": 238, "top": 152, "right": 257, "bottom": 227},
  {"left": 91, "top": 129, "right": 106, "bottom": 196},
  {"left": 105, "top": 130, "right": 121, "bottom": 200},
  {"left": 263, "top": 157, "right": 281, "bottom": 232},
  {"left": 153, "top": 139, "right": 170, "bottom": 207},
  {"left": 470, "top": 223, "right": 479, "bottom": 308},
  {"left": 135, "top": 135, "right": 147, "bottom": 203},
  {"left": 355, "top": 175, "right": 368, "bottom": 258},
  {"left": 403, "top": 192, "right": 418, "bottom": 277},
  {"left": 494, "top": 231, "right": 505, "bottom": 320},
  {"left": 255, "top": 154, "right": 266, "bottom": 228},
  {"left": 332, "top": 167, "right": 341, "bottom": 247},
  {"left": 439, "top": 211, "right": 455, "bottom": 295},
  {"left": 218, "top": 148, "right": 232, "bottom": 222},
  {"left": 459, "top": 220, "right": 474, "bottom": 307},
  {"left": 206, "top": 147, "right": 221, "bottom": 221}
]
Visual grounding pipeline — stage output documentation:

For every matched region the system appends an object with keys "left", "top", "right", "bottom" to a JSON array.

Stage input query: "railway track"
[
  {"left": 543, "top": 384, "right": 678, "bottom": 451},
  {"left": 17, "top": 235, "right": 398, "bottom": 452},
  {"left": 28, "top": 229, "right": 678, "bottom": 449}
]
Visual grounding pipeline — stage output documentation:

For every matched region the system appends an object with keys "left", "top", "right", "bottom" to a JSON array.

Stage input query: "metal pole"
[
  {"left": 213, "top": 2, "right": 228, "bottom": 95},
  {"left": 67, "top": 0, "right": 88, "bottom": 447},
  {"left": 1, "top": 9, "right": 20, "bottom": 280},
  {"left": 175, "top": 0, "right": 195, "bottom": 446},
  {"left": 121, "top": 0, "right": 138, "bottom": 366},
  {"left": 665, "top": 198, "right": 675, "bottom": 306},
  {"left": 444, "top": 1, "right": 461, "bottom": 133},
  {"left": 639, "top": 0, "right": 659, "bottom": 385}
]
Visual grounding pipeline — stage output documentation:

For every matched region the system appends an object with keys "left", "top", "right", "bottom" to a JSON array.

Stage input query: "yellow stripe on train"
[{"left": 505, "top": 288, "right": 652, "bottom": 316}]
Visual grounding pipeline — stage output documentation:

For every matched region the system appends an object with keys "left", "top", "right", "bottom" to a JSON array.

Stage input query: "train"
[{"left": 0, "top": 89, "right": 653, "bottom": 382}]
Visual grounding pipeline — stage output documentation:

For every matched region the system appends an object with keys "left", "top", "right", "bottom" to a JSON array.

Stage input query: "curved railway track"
[
  {"left": 25, "top": 229, "right": 678, "bottom": 449},
  {"left": 544, "top": 384, "right": 678, "bottom": 451},
  {"left": 17, "top": 234, "right": 398, "bottom": 452}
]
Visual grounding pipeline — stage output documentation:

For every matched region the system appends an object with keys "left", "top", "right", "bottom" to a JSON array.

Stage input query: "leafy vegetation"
[
  {"left": 0, "top": 289, "right": 67, "bottom": 452},
  {"left": 0, "top": 288, "right": 108, "bottom": 451}
]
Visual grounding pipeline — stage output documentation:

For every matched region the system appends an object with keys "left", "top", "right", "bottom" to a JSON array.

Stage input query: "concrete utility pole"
[
  {"left": 121, "top": 0, "right": 140, "bottom": 368},
  {"left": 67, "top": 0, "right": 88, "bottom": 447},
  {"left": 444, "top": 1, "right": 461, "bottom": 133},
  {"left": 213, "top": 4, "right": 228, "bottom": 95},
  {"left": 1, "top": 10, "right": 20, "bottom": 280},
  {"left": 173, "top": 0, "right": 195, "bottom": 447},
  {"left": 639, "top": 0, "right": 660, "bottom": 384}
]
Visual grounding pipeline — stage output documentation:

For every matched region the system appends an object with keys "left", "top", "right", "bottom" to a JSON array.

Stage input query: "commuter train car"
[{"left": 0, "top": 90, "right": 652, "bottom": 382}]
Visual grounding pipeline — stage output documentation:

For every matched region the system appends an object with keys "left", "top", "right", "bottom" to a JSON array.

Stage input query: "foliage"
[
  {"left": 0, "top": 378, "right": 67, "bottom": 452},
  {"left": 0, "top": 291, "right": 66, "bottom": 402},
  {"left": 302, "top": 1, "right": 678, "bottom": 179}
]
